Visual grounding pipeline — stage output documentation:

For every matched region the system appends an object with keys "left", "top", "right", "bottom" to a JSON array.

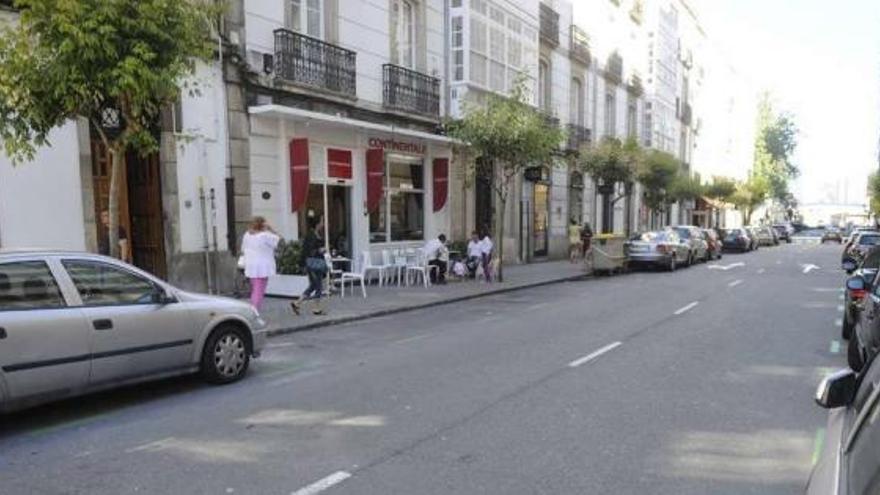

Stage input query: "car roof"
[{"left": 0, "top": 250, "right": 119, "bottom": 263}]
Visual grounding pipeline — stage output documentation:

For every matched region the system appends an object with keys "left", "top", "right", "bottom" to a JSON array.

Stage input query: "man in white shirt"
[
  {"left": 466, "top": 231, "right": 482, "bottom": 279},
  {"left": 424, "top": 234, "right": 449, "bottom": 284}
]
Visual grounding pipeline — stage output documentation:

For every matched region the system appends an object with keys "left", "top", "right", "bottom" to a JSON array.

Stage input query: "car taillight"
[{"left": 851, "top": 289, "right": 867, "bottom": 300}]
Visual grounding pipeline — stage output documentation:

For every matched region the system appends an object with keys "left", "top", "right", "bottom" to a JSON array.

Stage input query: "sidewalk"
[{"left": 257, "top": 260, "right": 588, "bottom": 336}]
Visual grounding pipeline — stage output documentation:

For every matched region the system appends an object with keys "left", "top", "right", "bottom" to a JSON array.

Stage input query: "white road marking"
[
  {"left": 568, "top": 342, "right": 622, "bottom": 368},
  {"left": 290, "top": 471, "right": 352, "bottom": 495},
  {"left": 707, "top": 262, "right": 745, "bottom": 271},
  {"left": 757, "top": 268, "right": 766, "bottom": 274},
  {"left": 674, "top": 301, "right": 700, "bottom": 315},
  {"left": 830, "top": 341, "right": 841, "bottom": 354},
  {"left": 839, "top": 294, "right": 845, "bottom": 301},
  {"left": 728, "top": 279, "right": 743, "bottom": 288},
  {"left": 835, "top": 318, "right": 843, "bottom": 327},
  {"left": 802, "top": 264, "right": 821, "bottom": 274},
  {"left": 837, "top": 305, "right": 845, "bottom": 313}
]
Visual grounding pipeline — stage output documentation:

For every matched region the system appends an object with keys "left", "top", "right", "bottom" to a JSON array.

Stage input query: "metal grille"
[
  {"left": 383, "top": 64, "right": 440, "bottom": 118},
  {"left": 539, "top": 3, "right": 559, "bottom": 47},
  {"left": 566, "top": 124, "right": 592, "bottom": 151},
  {"left": 274, "top": 29, "right": 357, "bottom": 98}
]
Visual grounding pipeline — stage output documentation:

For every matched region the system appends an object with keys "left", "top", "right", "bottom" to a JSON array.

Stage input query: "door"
[
  {"left": 475, "top": 158, "right": 494, "bottom": 234},
  {"left": 533, "top": 183, "right": 550, "bottom": 257},
  {"left": 60, "top": 259, "right": 195, "bottom": 387},
  {"left": 127, "top": 150, "right": 167, "bottom": 278},
  {"left": 0, "top": 260, "right": 90, "bottom": 403}
]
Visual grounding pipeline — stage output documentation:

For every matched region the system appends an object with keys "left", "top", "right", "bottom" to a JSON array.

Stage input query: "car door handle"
[
  {"left": 92, "top": 319, "right": 114, "bottom": 331},
  {"left": 0, "top": 327, "right": 6, "bottom": 339}
]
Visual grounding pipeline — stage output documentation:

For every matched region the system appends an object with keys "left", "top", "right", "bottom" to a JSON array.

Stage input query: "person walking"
[
  {"left": 568, "top": 218, "right": 583, "bottom": 263},
  {"left": 581, "top": 221, "right": 594, "bottom": 257},
  {"left": 292, "top": 218, "right": 328, "bottom": 315},
  {"left": 241, "top": 216, "right": 281, "bottom": 311},
  {"left": 479, "top": 228, "right": 494, "bottom": 282}
]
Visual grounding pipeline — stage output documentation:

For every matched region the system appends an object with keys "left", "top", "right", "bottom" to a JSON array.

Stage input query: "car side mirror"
[
  {"left": 815, "top": 368, "right": 857, "bottom": 408},
  {"left": 843, "top": 259, "right": 857, "bottom": 273},
  {"left": 151, "top": 288, "right": 175, "bottom": 305}
]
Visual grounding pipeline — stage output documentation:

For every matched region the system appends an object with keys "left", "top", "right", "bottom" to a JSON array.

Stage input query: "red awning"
[
  {"left": 366, "top": 148, "right": 384, "bottom": 213},
  {"left": 433, "top": 158, "right": 448, "bottom": 212},
  {"left": 327, "top": 148, "right": 353, "bottom": 179},
  {"left": 289, "top": 138, "right": 309, "bottom": 212}
]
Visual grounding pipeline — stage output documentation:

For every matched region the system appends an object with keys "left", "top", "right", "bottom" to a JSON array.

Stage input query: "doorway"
[
  {"left": 533, "top": 182, "right": 550, "bottom": 257},
  {"left": 474, "top": 158, "right": 494, "bottom": 235},
  {"left": 298, "top": 184, "right": 352, "bottom": 258}
]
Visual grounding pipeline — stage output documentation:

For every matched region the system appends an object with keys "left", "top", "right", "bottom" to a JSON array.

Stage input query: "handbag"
[
  {"left": 306, "top": 256, "right": 327, "bottom": 275},
  {"left": 237, "top": 255, "right": 246, "bottom": 270}
]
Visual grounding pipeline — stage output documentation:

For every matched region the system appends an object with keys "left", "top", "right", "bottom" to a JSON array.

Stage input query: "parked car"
[
  {"left": 806, "top": 361, "right": 880, "bottom": 495},
  {"left": 845, "top": 265, "right": 880, "bottom": 372},
  {"left": 701, "top": 228, "right": 723, "bottom": 260},
  {"left": 750, "top": 226, "right": 776, "bottom": 247},
  {"left": 673, "top": 226, "right": 709, "bottom": 264},
  {"left": 847, "top": 231, "right": 880, "bottom": 265},
  {"left": 721, "top": 228, "right": 752, "bottom": 252},
  {"left": 0, "top": 250, "right": 268, "bottom": 413},
  {"left": 841, "top": 248, "right": 880, "bottom": 340},
  {"left": 822, "top": 228, "right": 843, "bottom": 243},
  {"left": 744, "top": 227, "right": 761, "bottom": 250},
  {"left": 771, "top": 224, "right": 792, "bottom": 243},
  {"left": 625, "top": 230, "right": 691, "bottom": 271}
]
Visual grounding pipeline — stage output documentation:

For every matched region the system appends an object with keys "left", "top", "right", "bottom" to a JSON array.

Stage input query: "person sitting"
[
  {"left": 423, "top": 234, "right": 449, "bottom": 284},
  {"left": 466, "top": 231, "right": 482, "bottom": 279}
]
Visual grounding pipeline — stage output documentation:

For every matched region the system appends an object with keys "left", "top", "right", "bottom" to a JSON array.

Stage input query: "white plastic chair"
[
  {"left": 406, "top": 249, "right": 439, "bottom": 288},
  {"left": 360, "top": 250, "right": 387, "bottom": 287},
  {"left": 339, "top": 252, "right": 369, "bottom": 298},
  {"left": 382, "top": 249, "right": 402, "bottom": 286}
]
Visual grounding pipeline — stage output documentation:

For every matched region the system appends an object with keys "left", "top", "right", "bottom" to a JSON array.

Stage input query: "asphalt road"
[{"left": 0, "top": 242, "right": 849, "bottom": 494}]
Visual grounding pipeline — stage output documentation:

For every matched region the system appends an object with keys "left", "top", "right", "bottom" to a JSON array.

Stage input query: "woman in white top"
[
  {"left": 479, "top": 229, "right": 494, "bottom": 282},
  {"left": 241, "top": 216, "right": 281, "bottom": 310}
]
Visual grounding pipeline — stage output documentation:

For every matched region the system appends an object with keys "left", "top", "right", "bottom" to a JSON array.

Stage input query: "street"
[{"left": 0, "top": 243, "right": 845, "bottom": 494}]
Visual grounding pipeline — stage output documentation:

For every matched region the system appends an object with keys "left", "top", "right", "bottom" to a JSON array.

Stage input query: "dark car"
[
  {"left": 721, "top": 228, "right": 752, "bottom": 252},
  {"left": 847, "top": 232, "right": 880, "bottom": 265},
  {"left": 823, "top": 228, "right": 843, "bottom": 243},
  {"left": 845, "top": 263, "right": 880, "bottom": 371},
  {"left": 806, "top": 362, "right": 880, "bottom": 495},
  {"left": 842, "top": 248, "right": 880, "bottom": 340},
  {"left": 772, "top": 224, "right": 792, "bottom": 243}
]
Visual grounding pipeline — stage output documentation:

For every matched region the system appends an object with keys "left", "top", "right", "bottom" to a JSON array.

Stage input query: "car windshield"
[
  {"left": 859, "top": 235, "right": 880, "bottom": 246},
  {"left": 726, "top": 229, "right": 742, "bottom": 237},
  {"left": 674, "top": 228, "right": 691, "bottom": 239}
]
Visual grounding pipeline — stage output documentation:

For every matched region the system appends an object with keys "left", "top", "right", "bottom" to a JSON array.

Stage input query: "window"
[
  {"left": 369, "top": 157, "right": 425, "bottom": 242},
  {"left": 570, "top": 78, "right": 584, "bottom": 126},
  {"left": 0, "top": 261, "right": 65, "bottom": 311},
  {"left": 451, "top": 16, "right": 464, "bottom": 81},
  {"left": 289, "top": 0, "right": 323, "bottom": 38},
  {"left": 539, "top": 60, "right": 551, "bottom": 112},
  {"left": 627, "top": 98, "right": 638, "bottom": 138},
  {"left": 392, "top": 0, "right": 415, "bottom": 68},
  {"left": 63, "top": 260, "right": 159, "bottom": 307},
  {"left": 604, "top": 91, "right": 616, "bottom": 137}
]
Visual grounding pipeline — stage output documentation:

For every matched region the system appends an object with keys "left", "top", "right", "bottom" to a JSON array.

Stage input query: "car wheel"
[
  {"left": 848, "top": 333, "right": 865, "bottom": 372},
  {"left": 201, "top": 324, "right": 251, "bottom": 384},
  {"left": 842, "top": 313, "right": 854, "bottom": 340}
]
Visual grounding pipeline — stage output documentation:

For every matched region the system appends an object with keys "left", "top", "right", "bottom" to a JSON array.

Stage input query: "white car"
[{"left": 0, "top": 250, "right": 268, "bottom": 413}]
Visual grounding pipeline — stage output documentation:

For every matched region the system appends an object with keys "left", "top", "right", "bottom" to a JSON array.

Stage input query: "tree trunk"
[{"left": 107, "top": 143, "right": 124, "bottom": 259}]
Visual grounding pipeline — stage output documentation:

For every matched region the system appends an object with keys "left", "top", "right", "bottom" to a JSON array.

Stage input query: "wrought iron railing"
[
  {"left": 274, "top": 29, "right": 357, "bottom": 98},
  {"left": 605, "top": 52, "right": 623, "bottom": 85},
  {"left": 383, "top": 64, "right": 440, "bottom": 118},
  {"left": 570, "top": 25, "right": 591, "bottom": 65},
  {"left": 566, "top": 124, "right": 592, "bottom": 151},
  {"left": 539, "top": 3, "right": 560, "bottom": 47}
]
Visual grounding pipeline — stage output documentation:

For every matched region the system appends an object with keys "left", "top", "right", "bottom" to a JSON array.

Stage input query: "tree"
[
  {"left": 636, "top": 150, "right": 679, "bottom": 216},
  {"left": 0, "top": 0, "right": 221, "bottom": 257},
  {"left": 448, "top": 78, "right": 564, "bottom": 281},
  {"left": 704, "top": 176, "right": 737, "bottom": 203},
  {"left": 730, "top": 175, "right": 769, "bottom": 225},
  {"left": 868, "top": 172, "right": 880, "bottom": 221},
  {"left": 579, "top": 137, "right": 641, "bottom": 233},
  {"left": 753, "top": 95, "right": 799, "bottom": 204},
  {"left": 668, "top": 174, "right": 704, "bottom": 204}
]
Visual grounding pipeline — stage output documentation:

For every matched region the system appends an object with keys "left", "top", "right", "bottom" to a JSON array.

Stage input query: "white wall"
[
  {"left": 174, "top": 61, "right": 230, "bottom": 253},
  {"left": 0, "top": 123, "right": 87, "bottom": 250}
]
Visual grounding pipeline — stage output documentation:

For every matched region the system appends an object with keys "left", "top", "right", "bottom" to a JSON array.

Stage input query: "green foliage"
[
  {"left": 704, "top": 176, "right": 737, "bottom": 202},
  {"left": 579, "top": 136, "right": 641, "bottom": 187},
  {"left": 668, "top": 174, "right": 704, "bottom": 202},
  {"left": 753, "top": 95, "right": 799, "bottom": 203},
  {"left": 447, "top": 76, "right": 564, "bottom": 280},
  {"left": 275, "top": 240, "right": 304, "bottom": 276},
  {"left": 0, "top": 0, "right": 221, "bottom": 160},
  {"left": 730, "top": 175, "right": 769, "bottom": 225},
  {"left": 869, "top": 172, "right": 880, "bottom": 216},
  {"left": 636, "top": 149, "right": 679, "bottom": 211}
]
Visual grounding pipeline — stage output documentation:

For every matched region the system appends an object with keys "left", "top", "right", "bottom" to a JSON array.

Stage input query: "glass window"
[
  {"left": 0, "top": 261, "right": 66, "bottom": 311},
  {"left": 570, "top": 78, "right": 583, "bottom": 126},
  {"left": 63, "top": 260, "right": 158, "bottom": 307},
  {"left": 370, "top": 158, "right": 425, "bottom": 243},
  {"left": 471, "top": 52, "right": 487, "bottom": 85},
  {"left": 392, "top": 0, "right": 415, "bottom": 68},
  {"left": 847, "top": 360, "right": 880, "bottom": 495},
  {"left": 290, "top": 0, "right": 323, "bottom": 38},
  {"left": 604, "top": 92, "right": 617, "bottom": 137}
]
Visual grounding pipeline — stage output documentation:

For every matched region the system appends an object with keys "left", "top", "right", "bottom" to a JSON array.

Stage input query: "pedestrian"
[
  {"left": 581, "top": 221, "right": 593, "bottom": 257},
  {"left": 98, "top": 210, "right": 131, "bottom": 263},
  {"left": 466, "top": 231, "right": 482, "bottom": 279},
  {"left": 569, "top": 218, "right": 583, "bottom": 263},
  {"left": 292, "top": 218, "right": 328, "bottom": 316},
  {"left": 241, "top": 216, "right": 281, "bottom": 311},
  {"left": 479, "top": 228, "right": 494, "bottom": 282},
  {"left": 423, "top": 233, "right": 449, "bottom": 284}
]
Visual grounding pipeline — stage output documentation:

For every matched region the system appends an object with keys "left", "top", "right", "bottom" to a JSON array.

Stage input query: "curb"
[{"left": 266, "top": 272, "right": 590, "bottom": 338}]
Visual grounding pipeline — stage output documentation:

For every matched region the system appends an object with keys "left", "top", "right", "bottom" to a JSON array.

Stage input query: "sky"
[{"left": 696, "top": 0, "right": 880, "bottom": 207}]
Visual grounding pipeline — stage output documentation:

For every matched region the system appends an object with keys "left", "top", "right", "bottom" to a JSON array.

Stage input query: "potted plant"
[{"left": 266, "top": 240, "right": 311, "bottom": 298}]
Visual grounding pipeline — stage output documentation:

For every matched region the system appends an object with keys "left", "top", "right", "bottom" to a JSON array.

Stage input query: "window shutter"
[
  {"left": 432, "top": 158, "right": 449, "bottom": 212},
  {"left": 290, "top": 138, "right": 310, "bottom": 212},
  {"left": 366, "top": 148, "right": 385, "bottom": 213}
]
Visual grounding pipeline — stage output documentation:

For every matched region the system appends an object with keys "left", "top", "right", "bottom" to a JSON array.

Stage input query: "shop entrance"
[
  {"left": 298, "top": 184, "right": 352, "bottom": 258},
  {"left": 533, "top": 182, "right": 550, "bottom": 257}
]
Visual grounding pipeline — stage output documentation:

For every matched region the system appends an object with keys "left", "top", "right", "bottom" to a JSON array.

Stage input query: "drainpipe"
[{"left": 199, "top": 177, "right": 214, "bottom": 294}]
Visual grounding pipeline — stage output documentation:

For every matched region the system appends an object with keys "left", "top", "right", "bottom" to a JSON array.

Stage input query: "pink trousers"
[{"left": 249, "top": 277, "right": 269, "bottom": 310}]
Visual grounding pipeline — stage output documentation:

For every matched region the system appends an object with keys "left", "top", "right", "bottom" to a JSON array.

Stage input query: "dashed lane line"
[
  {"left": 290, "top": 471, "right": 352, "bottom": 495},
  {"left": 568, "top": 342, "right": 623, "bottom": 368},
  {"left": 674, "top": 301, "right": 699, "bottom": 316},
  {"left": 728, "top": 279, "right": 743, "bottom": 288}
]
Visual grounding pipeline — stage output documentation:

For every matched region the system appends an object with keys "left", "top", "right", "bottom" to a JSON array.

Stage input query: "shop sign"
[{"left": 368, "top": 137, "right": 426, "bottom": 155}]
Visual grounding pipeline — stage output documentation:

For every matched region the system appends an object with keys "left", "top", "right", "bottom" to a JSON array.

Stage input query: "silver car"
[
  {"left": 0, "top": 250, "right": 267, "bottom": 413},
  {"left": 626, "top": 230, "right": 691, "bottom": 271},
  {"left": 673, "top": 226, "right": 709, "bottom": 265}
]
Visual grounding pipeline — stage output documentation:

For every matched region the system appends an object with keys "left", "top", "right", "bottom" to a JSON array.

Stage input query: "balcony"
[
  {"left": 274, "top": 29, "right": 357, "bottom": 99},
  {"left": 605, "top": 53, "right": 623, "bottom": 85},
  {"left": 570, "top": 25, "right": 591, "bottom": 66},
  {"left": 539, "top": 3, "right": 560, "bottom": 48},
  {"left": 383, "top": 64, "right": 440, "bottom": 119},
  {"left": 566, "top": 124, "right": 592, "bottom": 152},
  {"left": 627, "top": 74, "right": 644, "bottom": 97},
  {"left": 680, "top": 103, "right": 693, "bottom": 126}
]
